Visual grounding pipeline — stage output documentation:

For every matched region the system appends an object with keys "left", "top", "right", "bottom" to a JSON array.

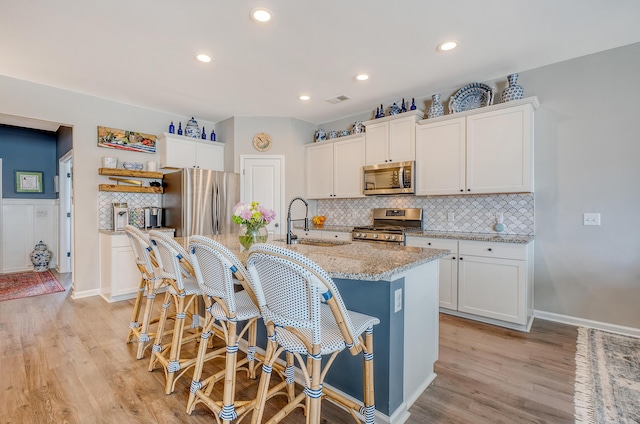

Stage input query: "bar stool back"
[{"left": 246, "top": 243, "right": 380, "bottom": 424}]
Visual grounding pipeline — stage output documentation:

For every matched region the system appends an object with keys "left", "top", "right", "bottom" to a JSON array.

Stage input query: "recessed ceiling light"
[
  {"left": 196, "top": 54, "right": 212, "bottom": 63},
  {"left": 355, "top": 74, "right": 369, "bottom": 81},
  {"left": 299, "top": 95, "right": 310, "bottom": 101},
  {"left": 251, "top": 8, "right": 272, "bottom": 23},
  {"left": 437, "top": 40, "right": 458, "bottom": 52}
]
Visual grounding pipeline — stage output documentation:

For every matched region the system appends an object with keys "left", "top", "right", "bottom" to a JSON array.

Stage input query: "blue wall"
[{"left": 0, "top": 125, "right": 57, "bottom": 199}]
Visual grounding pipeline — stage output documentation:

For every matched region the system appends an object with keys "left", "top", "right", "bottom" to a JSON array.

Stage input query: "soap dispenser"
[{"left": 494, "top": 212, "right": 505, "bottom": 233}]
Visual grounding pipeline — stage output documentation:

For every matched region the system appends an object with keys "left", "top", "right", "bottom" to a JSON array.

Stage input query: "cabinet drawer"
[
  {"left": 322, "top": 231, "right": 351, "bottom": 241},
  {"left": 459, "top": 240, "right": 526, "bottom": 260},
  {"left": 407, "top": 237, "right": 458, "bottom": 252}
]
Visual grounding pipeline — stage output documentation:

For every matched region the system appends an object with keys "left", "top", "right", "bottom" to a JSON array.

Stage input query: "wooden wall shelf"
[
  {"left": 98, "top": 168, "right": 163, "bottom": 179},
  {"left": 99, "top": 184, "right": 163, "bottom": 194}
]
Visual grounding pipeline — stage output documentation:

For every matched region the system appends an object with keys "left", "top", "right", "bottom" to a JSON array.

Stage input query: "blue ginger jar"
[
  {"left": 30, "top": 241, "right": 52, "bottom": 272},
  {"left": 389, "top": 102, "right": 401, "bottom": 115},
  {"left": 315, "top": 128, "right": 326, "bottom": 142},
  {"left": 427, "top": 94, "right": 445, "bottom": 119},
  {"left": 185, "top": 117, "right": 200, "bottom": 138},
  {"left": 501, "top": 73, "right": 524, "bottom": 102}
]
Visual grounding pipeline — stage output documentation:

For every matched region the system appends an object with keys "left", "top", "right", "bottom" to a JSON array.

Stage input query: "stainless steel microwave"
[{"left": 362, "top": 161, "right": 415, "bottom": 195}]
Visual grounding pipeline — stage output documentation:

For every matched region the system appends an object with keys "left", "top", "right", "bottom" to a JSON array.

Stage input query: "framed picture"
[
  {"left": 97, "top": 126, "right": 157, "bottom": 154},
  {"left": 16, "top": 171, "right": 43, "bottom": 193}
]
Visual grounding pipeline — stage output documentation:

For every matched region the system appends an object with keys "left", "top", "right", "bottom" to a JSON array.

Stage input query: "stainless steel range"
[{"left": 351, "top": 208, "right": 423, "bottom": 245}]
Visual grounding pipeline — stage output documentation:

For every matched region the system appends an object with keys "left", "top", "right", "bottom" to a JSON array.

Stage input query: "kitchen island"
[{"left": 176, "top": 234, "right": 448, "bottom": 424}]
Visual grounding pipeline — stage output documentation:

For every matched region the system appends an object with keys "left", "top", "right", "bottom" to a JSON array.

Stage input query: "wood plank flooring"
[{"left": 0, "top": 271, "right": 576, "bottom": 423}]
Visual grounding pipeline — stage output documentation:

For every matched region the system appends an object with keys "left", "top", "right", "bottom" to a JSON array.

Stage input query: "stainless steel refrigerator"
[{"left": 162, "top": 168, "right": 241, "bottom": 238}]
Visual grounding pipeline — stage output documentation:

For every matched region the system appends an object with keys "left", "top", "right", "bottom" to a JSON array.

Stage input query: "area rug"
[
  {"left": 575, "top": 327, "right": 640, "bottom": 423},
  {"left": 0, "top": 270, "right": 64, "bottom": 302}
]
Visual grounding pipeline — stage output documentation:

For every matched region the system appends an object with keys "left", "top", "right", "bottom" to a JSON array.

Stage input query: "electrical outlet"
[
  {"left": 447, "top": 212, "right": 455, "bottom": 223},
  {"left": 394, "top": 289, "right": 402, "bottom": 313},
  {"left": 583, "top": 213, "right": 601, "bottom": 226}
]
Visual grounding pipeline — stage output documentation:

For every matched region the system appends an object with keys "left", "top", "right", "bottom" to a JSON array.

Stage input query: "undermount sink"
[{"left": 278, "top": 238, "right": 350, "bottom": 247}]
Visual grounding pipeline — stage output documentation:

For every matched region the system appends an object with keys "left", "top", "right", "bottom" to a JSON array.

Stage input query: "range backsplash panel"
[
  {"left": 98, "top": 192, "right": 161, "bottom": 230},
  {"left": 318, "top": 193, "right": 534, "bottom": 235}
]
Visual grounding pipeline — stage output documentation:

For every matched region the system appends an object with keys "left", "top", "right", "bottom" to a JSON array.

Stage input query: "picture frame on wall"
[
  {"left": 97, "top": 126, "right": 157, "bottom": 154},
  {"left": 16, "top": 171, "right": 43, "bottom": 193}
]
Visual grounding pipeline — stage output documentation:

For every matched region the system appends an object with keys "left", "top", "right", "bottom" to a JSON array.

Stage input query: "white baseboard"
[
  {"left": 534, "top": 310, "right": 640, "bottom": 338},
  {"left": 71, "top": 288, "right": 101, "bottom": 299},
  {"left": 405, "top": 372, "right": 437, "bottom": 408}
]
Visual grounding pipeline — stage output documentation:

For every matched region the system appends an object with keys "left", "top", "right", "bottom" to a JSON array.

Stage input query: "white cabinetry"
[
  {"left": 362, "top": 110, "right": 423, "bottom": 165},
  {"left": 305, "top": 135, "right": 365, "bottom": 199},
  {"left": 158, "top": 132, "right": 224, "bottom": 171},
  {"left": 100, "top": 230, "right": 174, "bottom": 303},
  {"left": 291, "top": 228, "right": 351, "bottom": 241},
  {"left": 406, "top": 236, "right": 534, "bottom": 331},
  {"left": 405, "top": 237, "right": 459, "bottom": 310},
  {"left": 415, "top": 97, "right": 538, "bottom": 195}
]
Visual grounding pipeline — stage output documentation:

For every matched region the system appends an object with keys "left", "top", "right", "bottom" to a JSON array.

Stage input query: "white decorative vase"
[
  {"left": 30, "top": 241, "right": 52, "bottom": 272},
  {"left": 427, "top": 94, "right": 445, "bottom": 118},
  {"left": 501, "top": 73, "right": 524, "bottom": 102}
]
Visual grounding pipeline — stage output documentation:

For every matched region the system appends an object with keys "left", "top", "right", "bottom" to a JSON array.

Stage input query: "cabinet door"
[
  {"left": 457, "top": 255, "right": 526, "bottom": 324},
  {"left": 388, "top": 116, "right": 416, "bottom": 163},
  {"left": 196, "top": 142, "right": 224, "bottom": 171},
  {"left": 333, "top": 137, "right": 365, "bottom": 198},
  {"left": 406, "top": 237, "right": 459, "bottom": 310},
  {"left": 161, "top": 136, "right": 196, "bottom": 168},
  {"left": 305, "top": 143, "right": 334, "bottom": 199},
  {"left": 466, "top": 104, "right": 533, "bottom": 193},
  {"left": 111, "top": 246, "right": 142, "bottom": 297},
  {"left": 415, "top": 118, "right": 466, "bottom": 195},
  {"left": 364, "top": 122, "right": 389, "bottom": 165},
  {"left": 321, "top": 231, "right": 351, "bottom": 241}
]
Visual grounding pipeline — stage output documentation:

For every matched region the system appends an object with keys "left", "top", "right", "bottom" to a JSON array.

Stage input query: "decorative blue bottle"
[
  {"left": 201, "top": 127, "right": 207, "bottom": 139},
  {"left": 375, "top": 107, "right": 380, "bottom": 119},
  {"left": 401, "top": 98, "right": 407, "bottom": 113},
  {"left": 379, "top": 103, "right": 385, "bottom": 117},
  {"left": 210, "top": 129, "right": 216, "bottom": 141},
  {"left": 177, "top": 122, "right": 183, "bottom": 135},
  {"left": 169, "top": 121, "right": 175, "bottom": 134},
  {"left": 410, "top": 98, "right": 417, "bottom": 110}
]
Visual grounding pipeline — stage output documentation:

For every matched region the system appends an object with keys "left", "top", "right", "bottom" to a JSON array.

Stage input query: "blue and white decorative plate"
[{"left": 449, "top": 83, "right": 494, "bottom": 113}]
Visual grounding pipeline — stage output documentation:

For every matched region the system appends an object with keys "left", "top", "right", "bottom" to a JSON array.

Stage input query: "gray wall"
[{"left": 320, "top": 42, "right": 640, "bottom": 329}]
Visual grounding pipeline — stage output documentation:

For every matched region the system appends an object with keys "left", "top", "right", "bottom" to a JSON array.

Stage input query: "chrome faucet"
[{"left": 286, "top": 197, "right": 309, "bottom": 244}]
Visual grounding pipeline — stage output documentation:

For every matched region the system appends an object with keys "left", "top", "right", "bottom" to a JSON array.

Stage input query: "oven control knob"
[
  {"left": 384, "top": 235, "right": 390, "bottom": 240},
  {"left": 373, "top": 234, "right": 378, "bottom": 239},
  {"left": 390, "top": 235, "right": 397, "bottom": 241}
]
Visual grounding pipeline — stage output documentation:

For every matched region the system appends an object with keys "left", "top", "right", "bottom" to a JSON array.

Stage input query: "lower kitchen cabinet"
[
  {"left": 407, "top": 236, "right": 534, "bottom": 331},
  {"left": 100, "top": 229, "right": 174, "bottom": 303},
  {"left": 406, "top": 237, "right": 458, "bottom": 310}
]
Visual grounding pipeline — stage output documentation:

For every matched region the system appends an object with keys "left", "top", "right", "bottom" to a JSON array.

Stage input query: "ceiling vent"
[{"left": 325, "top": 94, "right": 351, "bottom": 104}]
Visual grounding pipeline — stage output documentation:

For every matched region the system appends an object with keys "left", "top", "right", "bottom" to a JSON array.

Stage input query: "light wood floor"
[{"left": 0, "top": 271, "right": 577, "bottom": 423}]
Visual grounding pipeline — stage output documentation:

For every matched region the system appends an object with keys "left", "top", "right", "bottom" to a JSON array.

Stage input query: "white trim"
[
  {"left": 2, "top": 198, "right": 58, "bottom": 205},
  {"left": 534, "top": 309, "right": 640, "bottom": 338},
  {"left": 441, "top": 308, "right": 534, "bottom": 332},
  {"left": 71, "top": 288, "right": 101, "bottom": 299}
]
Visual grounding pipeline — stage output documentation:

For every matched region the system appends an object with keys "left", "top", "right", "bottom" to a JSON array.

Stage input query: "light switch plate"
[
  {"left": 394, "top": 289, "right": 402, "bottom": 313},
  {"left": 583, "top": 213, "right": 601, "bottom": 226}
]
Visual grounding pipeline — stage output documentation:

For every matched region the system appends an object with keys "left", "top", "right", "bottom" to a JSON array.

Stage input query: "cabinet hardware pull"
[
  {"left": 467, "top": 189, "right": 471, "bottom": 192},
  {"left": 488, "top": 248, "right": 492, "bottom": 251},
  {"left": 460, "top": 189, "right": 464, "bottom": 192},
  {"left": 452, "top": 257, "right": 456, "bottom": 260},
  {"left": 428, "top": 242, "right": 431, "bottom": 245},
  {"left": 459, "top": 257, "right": 463, "bottom": 260}
]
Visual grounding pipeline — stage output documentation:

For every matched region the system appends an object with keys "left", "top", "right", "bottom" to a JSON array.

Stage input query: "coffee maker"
[
  {"left": 113, "top": 202, "right": 129, "bottom": 231},
  {"left": 143, "top": 207, "right": 163, "bottom": 229}
]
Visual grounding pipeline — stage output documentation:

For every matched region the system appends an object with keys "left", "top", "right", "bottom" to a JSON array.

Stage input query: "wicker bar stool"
[
  {"left": 147, "top": 230, "right": 203, "bottom": 394},
  {"left": 124, "top": 225, "right": 167, "bottom": 359},
  {"left": 185, "top": 236, "right": 262, "bottom": 422},
  {"left": 246, "top": 243, "right": 380, "bottom": 424}
]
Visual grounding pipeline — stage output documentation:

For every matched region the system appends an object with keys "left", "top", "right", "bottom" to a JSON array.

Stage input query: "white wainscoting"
[{"left": 2, "top": 199, "right": 58, "bottom": 273}]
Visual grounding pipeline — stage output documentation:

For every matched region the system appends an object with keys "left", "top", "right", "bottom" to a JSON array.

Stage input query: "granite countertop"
[
  {"left": 175, "top": 234, "right": 448, "bottom": 282},
  {"left": 293, "top": 224, "right": 534, "bottom": 244},
  {"left": 99, "top": 227, "right": 175, "bottom": 235}
]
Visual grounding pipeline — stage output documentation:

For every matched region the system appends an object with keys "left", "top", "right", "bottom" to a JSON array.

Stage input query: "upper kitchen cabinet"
[
  {"left": 416, "top": 97, "right": 538, "bottom": 195},
  {"left": 305, "top": 135, "right": 365, "bottom": 199},
  {"left": 362, "top": 109, "right": 423, "bottom": 165},
  {"left": 158, "top": 132, "right": 224, "bottom": 171}
]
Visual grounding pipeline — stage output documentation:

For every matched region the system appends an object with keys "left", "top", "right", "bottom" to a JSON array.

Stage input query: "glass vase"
[{"left": 238, "top": 224, "right": 268, "bottom": 250}]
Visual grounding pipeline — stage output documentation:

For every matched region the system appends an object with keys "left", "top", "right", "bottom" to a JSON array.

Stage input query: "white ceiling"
[{"left": 2, "top": 1, "right": 640, "bottom": 125}]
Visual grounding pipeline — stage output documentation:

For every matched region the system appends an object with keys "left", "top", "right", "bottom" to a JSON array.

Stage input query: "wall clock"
[{"left": 253, "top": 132, "right": 272, "bottom": 152}]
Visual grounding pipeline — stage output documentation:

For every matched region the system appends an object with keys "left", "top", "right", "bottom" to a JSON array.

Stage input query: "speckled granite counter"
[{"left": 175, "top": 233, "right": 448, "bottom": 282}]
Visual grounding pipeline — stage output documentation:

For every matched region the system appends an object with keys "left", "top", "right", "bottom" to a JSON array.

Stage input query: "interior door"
[{"left": 240, "top": 155, "right": 284, "bottom": 238}]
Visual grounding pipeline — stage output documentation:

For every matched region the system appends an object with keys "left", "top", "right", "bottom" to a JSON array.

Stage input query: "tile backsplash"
[
  {"left": 318, "top": 193, "right": 534, "bottom": 235},
  {"left": 98, "top": 192, "right": 161, "bottom": 230}
]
